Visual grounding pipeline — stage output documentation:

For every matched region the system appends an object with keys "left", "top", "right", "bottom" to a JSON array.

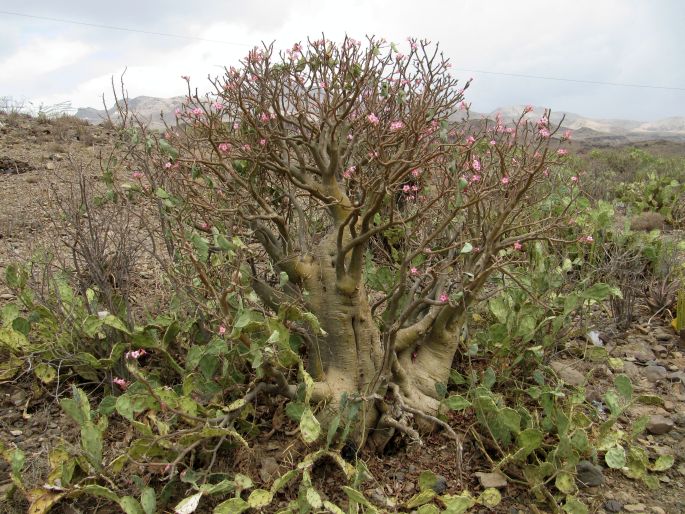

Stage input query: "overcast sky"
[{"left": 1, "top": 0, "right": 684, "bottom": 121}]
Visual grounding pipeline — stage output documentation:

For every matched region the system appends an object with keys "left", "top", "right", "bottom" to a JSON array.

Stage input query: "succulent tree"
[{"left": 141, "top": 36, "right": 576, "bottom": 450}]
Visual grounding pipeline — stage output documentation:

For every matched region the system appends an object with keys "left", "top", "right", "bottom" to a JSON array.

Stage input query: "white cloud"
[{"left": 0, "top": 37, "right": 94, "bottom": 78}]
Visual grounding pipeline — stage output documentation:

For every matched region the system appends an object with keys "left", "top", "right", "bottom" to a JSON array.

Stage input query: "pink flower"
[
  {"left": 192, "top": 107, "right": 203, "bottom": 116},
  {"left": 125, "top": 349, "right": 147, "bottom": 360},
  {"left": 563, "top": 130, "right": 572, "bottom": 140},
  {"left": 501, "top": 176, "right": 510, "bottom": 185},
  {"left": 343, "top": 165, "right": 356, "bottom": 179},
  {"left": 411, "top": 168, "right": 422, "bottom": 178},
  {"left": 113, "top": 377, "right": 129, "bottom": 390},
  {"left": 539, "top": 128, "right": 550, "bottom": 138},
  {"left": 213, "top": 101, "right": 224, "bottom": 110},
  {"left": 579, "top": 235, "right": 594, "bottom": 244},
  {"left": 132, "top": 171, "right": 143, "bottom": 179},
  {"left": 571, "top": 175, "right": 578, "bottom": 183},
  {"left": 390, "top": 121, "right": 404, "bottom": 131},
  {"left": 536, "top": 116, "right": 548, "bottom": 128},
  {"left": 347, "top": 133, "right": 354, "bottom": 141},
  {"left": 439, "top": 293, "right": 449, "bottom": 303},
  {"left": 233, "top": 122, "right": 240, "bottom": 130},
  {"left": 218, "top": 143, "right": 230, "bottom": 153},
  {"left": 367, "top": 113, "right": 380, "bottom": 126},
  {"left": 259, "top": 138, "right": 267, "bottom": 146},
  {"left": 164, "top": 162, "right": 172, "bottom": 169},
  {"left": 489, "top": 140, "right": 496, "bottom": 145},
  {"left": 200, "top": 222, "right": 209, "bottom": 229},
  {"left": 218, "top": 325, "right": 226, "bottom": 335},
  {"left": 513, "top": 241, "right": 523, "bottom": 251},
  {"left": 410, "top": 267, "right": 419, "bottom": 276},
  {"left": 470, "top": 174, "right": 481, "bottom": 183},
  {"left": 465, "top": 135, "right": 475, "bottom": 146},
  {"left": 259, "top": 112, "right": 270, "bottom": 123},
  {"left": 403, "top": 184, "right": 412, "bottom": 193},
  {"left": 396, "top": 53, "right": 405, "bottom": 61},
  {"left": 557, "top": 148, "right": 568, "bottom": 156},
  {"left": 524, "top": 105, "right": 534, "bottom": 114},
  {"left": 241, "top": 144, "right": 251, "bottom": 151},
  {"left": 472, "top": 158, "right": 481, "bottom": 171},
  {"left": 181, "top": 75, "right": 190, "bottom": 81}
]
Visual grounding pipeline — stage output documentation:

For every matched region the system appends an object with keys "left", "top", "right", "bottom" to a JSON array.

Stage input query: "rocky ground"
[{"left": 1, "top": 112, "right": 685, "bottom": 513}]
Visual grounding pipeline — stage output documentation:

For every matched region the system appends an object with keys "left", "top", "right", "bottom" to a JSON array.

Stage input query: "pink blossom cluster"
[
  {"left": 125, "top": 348, "right": 147, "bottom": 360},
  {"left": 113, "top": 377, "right": 129, "bottom": 390}
]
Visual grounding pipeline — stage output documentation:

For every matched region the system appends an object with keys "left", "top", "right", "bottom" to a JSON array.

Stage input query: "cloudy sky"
[{"left": 1, "top": 0, "right": 684, "bottom": 121}]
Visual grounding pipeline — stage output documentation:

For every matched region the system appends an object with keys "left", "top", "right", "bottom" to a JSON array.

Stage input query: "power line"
[
  {"left": 456, "top": 68, "right": 685, "bottom": 92},
  {"left": 2, "top": 9, "right": 684, "bottom": 92},
  {"left": 0, "top": 9, "right": 251, "bottom": 47}
]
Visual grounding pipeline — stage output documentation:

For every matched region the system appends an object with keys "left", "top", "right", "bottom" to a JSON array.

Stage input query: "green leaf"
[
  {"left": 581, "top": 283, "right": 621, "bottom": 302},
  {"left": 141, "top": 488, "right": 156, "bottom": 514},
  {"left": 0, "top": 327, "right": 29, "bottom": 351},
  {"left": 443, "top": 395, "right": 471, "bottom": 411},
  {"left": 326, "top": 414, "right": 341, "bottom": 448},
  {"left": 631, "top": 415, "right": 649, "bottom": 440},
  {"left": 460, "top": 242, "right": 473, "bottom": 254},
  {"left": 306, "top": 487, "right": 323, "bottom": 509},
  {"left": 613, "top": 374, "right": 632, "bottom": 402},
  {"left": 405, "top": 489, "right": 436, "bottom": 508},
  {"left": 34, "top": 363, "right": 57, "bottom": 384},
  {"left": 489, "top": 297, "right": 509, "bottom": 324},
  {"left": 477, "top": 488, "right": 501, "bottom": 508},
  {"left": 342, "top": 486, "right": 372, "bottom": 507},
  {"left": 563, "top": 496, "right": 588, "bottom": 514},
  {"left": 416, "top": 505, "right": 440, "bottom": 514},
  {"left": 81, "top": 423, "right": 103, "bottom": 470},
  {"left": 247, "top": 489, "right": 273, "bottom": 508},
  {"left": 271, "top": 469, "right": 297, "bottom": 494},
  {"left": 119, "top": 496, "right": 145, "bottom": 514},
  {"left": 516, "top": 428, "right": 543, "bottom": 454},
  {"left": 174, "top": 492, "right": 203, "bottom": 514},
  {"left": 555, "top": 471, "right": 577, "bottom": 494},
  {"left": 441, "top": 491, "right": 476, "bottom": 514},
  {"left": 300, "top": 407, "right": 321, "bottom": 444},
  {"left": 605, "top": 446, "right": 626, "bottom": 469},
  {"left": 651, "top": 454, "right": 674, "bottom": 471},
  {"left": 419, "top": 470, "right": 438, "bottom": 492},
  {"left": 635, "top": 394, "right": 664, "bottom": 406},
  {"left": 78, "top": 484, "right": 119, "bottom": 502},
  {"left": 214, "top": 498, "right": 249, "bottom": 514},
  {"left": 101, "top": 314, "right": 131, "bottom": 334},
  {"left": 603, "top": 390, "right": 621, "bottom": 417},
  {"left": 323, "top": 500, "right": 346, "bottom": 514},
  {"left": 482, "top": 367, "right": 496, "bottom": 389},
  {"left": 234, "top": 473, "right": 253, "bottom": 490}
]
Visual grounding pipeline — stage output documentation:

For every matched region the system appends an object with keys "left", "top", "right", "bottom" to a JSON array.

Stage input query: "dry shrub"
[{"left": 630, "top": 211, "right": 664, "bottom": 232}]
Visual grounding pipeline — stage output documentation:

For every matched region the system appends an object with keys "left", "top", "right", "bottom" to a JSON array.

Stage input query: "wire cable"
[{"left": 0, "top": 9, "right": 251, "bottom": 47}]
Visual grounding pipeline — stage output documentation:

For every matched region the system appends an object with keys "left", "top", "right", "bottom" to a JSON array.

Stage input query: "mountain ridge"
[{"left": 75, "top": 97, "right": 685, "bottom": 143}]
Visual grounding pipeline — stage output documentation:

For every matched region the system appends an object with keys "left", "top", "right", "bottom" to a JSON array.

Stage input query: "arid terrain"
[{"left": 1, "top": 109, "right": 685, "bottom": 513}]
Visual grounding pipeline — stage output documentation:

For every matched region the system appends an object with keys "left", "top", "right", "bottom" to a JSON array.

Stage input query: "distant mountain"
[
  {"left": 74, "top": 97, "right": 685, "bottom": 143},
  {"left": 75, "top": 96, "right": 184, "bottom": 128},
  {"left": 483, "top": 106, "right": 685, "bottom": 143}
]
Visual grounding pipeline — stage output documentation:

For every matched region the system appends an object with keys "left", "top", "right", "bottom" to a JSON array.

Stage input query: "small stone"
[
  {"left": 603, "top": 500, "right": 623, "bottom": 512},
  {"left": 475, "top": 471, "right": 508, "bottom": 489},
  {"left": 643, "top": 365, "right": 668, "bottom": 383},
  {"left": 650, "top": 507, "right": 666, "bottom": 514},
  {"left": 667, "top": 364, "right": 680, "bottom": 372},
  {"left": 0, "top": 293, "right": 14, "bottom": 300},
  {"left": 655, "top": 330, "right": 672, "bottom": 342},
  {"left": 647, "top": 414, "right": 674, "bottom": 435},
  {"left": 550, "top": 360, "right": 585, "bottom": 386},
  {"left": 9, "top": 429, "right": 22, "bottom": 436},
  {"left": 431, "top": 475, "right": 448, "bottom": 494},
  {"left": 652, "top": 344, "right": 668, "bottom": 357},
  {"left": 258, "top": 457, "right": 279, "bottom": 483},
  {"left": 623, "top": 504, "right": 646, "bottom": 512},
  {"left": 46, "top": 162, "right": 55, "bottom": 170},
  {"left": 575, "top": 460, "right": 604, "bottom": 487}
]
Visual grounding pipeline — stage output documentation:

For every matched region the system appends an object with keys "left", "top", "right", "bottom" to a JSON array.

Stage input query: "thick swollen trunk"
[{"left": 298, "top": 234, "right": 462, "bottom": 449}]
